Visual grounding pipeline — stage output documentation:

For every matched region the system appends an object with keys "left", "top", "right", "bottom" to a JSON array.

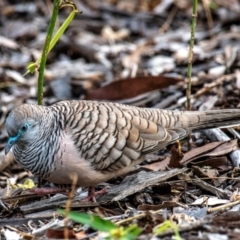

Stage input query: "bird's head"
[{"left": 5, "top": 104, "right": 45, "bottom": 155}]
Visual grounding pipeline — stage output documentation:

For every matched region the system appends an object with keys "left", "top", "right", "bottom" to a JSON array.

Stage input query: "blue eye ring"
[{"left": 20, "top": 124, "right": 28, "bottom": 132}]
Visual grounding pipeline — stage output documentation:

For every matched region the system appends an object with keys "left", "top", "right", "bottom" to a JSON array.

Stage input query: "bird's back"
[{"left": 49, "top": 100, "right": 239, "bottom": 174}]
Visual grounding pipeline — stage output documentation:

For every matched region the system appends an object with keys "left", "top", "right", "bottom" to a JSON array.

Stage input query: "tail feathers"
[{"left": 184, "top": 109, "right": 240, "bottom": 130}]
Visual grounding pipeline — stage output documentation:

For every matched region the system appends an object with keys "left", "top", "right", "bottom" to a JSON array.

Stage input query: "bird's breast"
[{"left": 45, "top": 132, "right": 109, "bottom": 187}]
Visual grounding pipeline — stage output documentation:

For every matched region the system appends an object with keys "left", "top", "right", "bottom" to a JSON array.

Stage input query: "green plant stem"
[
  {"left": 186, "top": 0, "right": 198, "bottom": 110},
  {"left": 37, "top": 0, "right": 60, "bottom": 105}
]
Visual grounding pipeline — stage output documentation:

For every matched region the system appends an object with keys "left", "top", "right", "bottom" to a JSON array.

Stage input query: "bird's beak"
[{"left": 5, "top": 138, "right": 15, "bottom": 155}]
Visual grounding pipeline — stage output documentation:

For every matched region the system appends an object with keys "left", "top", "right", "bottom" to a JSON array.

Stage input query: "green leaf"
[
  {"left": 24, "top": 62, "right": 38, "bottom": 75},
  {"left": 48, "top": 9, "right": 76, "bottom": 54},
  {"left": 58, "top": 209, "right": 117, "bottom": 232},
  {"left": 154, "top": 220, "right": 182, "bottom": 240},
  {"left": 24, "top": 5, "right": 77, "bottom": 77},
  {"left": 123, "top": 225, "right": 142, "bottom": 240}
]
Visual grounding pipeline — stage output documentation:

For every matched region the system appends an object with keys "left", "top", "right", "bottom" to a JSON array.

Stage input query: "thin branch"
[{"left": 186, "top": 0, "right": 198, "bottom": 110}]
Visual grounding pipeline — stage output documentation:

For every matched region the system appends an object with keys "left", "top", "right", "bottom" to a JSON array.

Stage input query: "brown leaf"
[
  {"left": 137, "top": 201, "right": 179, "bottom": 211},
  {"left": 180, "top": 140, "right": 238, "bottom": 166},
  {"left": 45, "top": 229, "right": 76, "bottom": 239},
  {"left": 168, "top": 144, "right": 184, "bottom": 168},
  {"left": 142, "top": 157, "right": 170, "bottom": 171},
  {"left": 190, "top": 156, "right": 228, "bottom": 168},
  {"left": 85, "top": 75, "right": 182, "bottom": 100}
]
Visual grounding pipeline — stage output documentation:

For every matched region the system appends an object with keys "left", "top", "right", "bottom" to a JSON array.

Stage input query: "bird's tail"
[
  {"left": 116, "top": 103, "right": 240, "bottom": 130},
  {"left": 180, "top": 109, "right": 240, "bottom": 130}
]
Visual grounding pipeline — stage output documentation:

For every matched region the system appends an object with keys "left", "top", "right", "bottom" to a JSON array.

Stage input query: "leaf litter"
[{"left": 1, "top": 0, "right": 240, "bottom": 239}]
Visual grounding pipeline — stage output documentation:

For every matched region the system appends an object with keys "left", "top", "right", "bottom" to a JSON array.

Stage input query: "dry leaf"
[
  {"left": 168, "top": 144, "right": 183, "bottom": 168},
  {"left": 45, "top": 229, "right": 76, "bottom": 239},
  {"left": 138, "top": 201, "right": 179, "bottom": 211},
  {"left": 142, "top": 157, "right": 170, "bottom": 171},
  {"left": 180, "top": 140, "right": 238, "bottom": 166},
  {"left": 85, "top": 75, "right": 182, "bottom": 100}
]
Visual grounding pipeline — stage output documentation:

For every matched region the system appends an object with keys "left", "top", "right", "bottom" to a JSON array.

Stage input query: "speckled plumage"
[{"left": 5, "top": 100, "right": 240, "bottom": 187}]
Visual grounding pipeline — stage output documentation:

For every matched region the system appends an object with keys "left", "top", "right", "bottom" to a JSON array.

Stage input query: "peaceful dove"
[{"left": 4, "top": 100, "right": 240, "bottom": 200}]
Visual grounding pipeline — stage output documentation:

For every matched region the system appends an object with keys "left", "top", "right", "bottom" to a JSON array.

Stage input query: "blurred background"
[{"left": 1, "top": 0, "right": 240, "bottom": 110}]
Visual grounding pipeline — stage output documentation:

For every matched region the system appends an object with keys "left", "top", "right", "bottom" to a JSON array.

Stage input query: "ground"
[{"left": 1, "top": 0, "right": 240, "bottom": 239}]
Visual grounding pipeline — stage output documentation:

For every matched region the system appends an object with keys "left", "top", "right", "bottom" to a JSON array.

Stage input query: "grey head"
[{"left": 5, "top": 104, "right": 48, "bottom": 155}]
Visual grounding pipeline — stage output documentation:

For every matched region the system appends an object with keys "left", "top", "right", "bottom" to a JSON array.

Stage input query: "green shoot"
[{"left": 58, "top": 209, "right": 141, "bottom": 240}]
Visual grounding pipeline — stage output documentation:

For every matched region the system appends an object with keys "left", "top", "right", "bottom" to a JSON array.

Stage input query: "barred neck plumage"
[
  {"left": 49, "top": 100, "right": 85, "bottom": 120},
  {"left": 12, "top": 107, "right": 63, "bottom": 179}
]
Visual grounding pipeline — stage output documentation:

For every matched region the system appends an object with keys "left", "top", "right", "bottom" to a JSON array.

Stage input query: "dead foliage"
[{"left": 1, "top": 0, "right": 240, "bottom": 239}]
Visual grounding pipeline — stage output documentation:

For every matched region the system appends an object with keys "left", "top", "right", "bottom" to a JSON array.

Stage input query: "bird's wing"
[{"left": 67, "top": 102, "right": 189, "bottom": 172}]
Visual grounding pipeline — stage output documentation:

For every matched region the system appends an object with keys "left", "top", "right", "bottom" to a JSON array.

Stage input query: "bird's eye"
[{"left": 20, "top": 124, "right": 28, "bottom": 132}]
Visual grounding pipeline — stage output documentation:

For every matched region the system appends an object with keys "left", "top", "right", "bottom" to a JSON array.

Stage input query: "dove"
[{"left": 5, "top": 100, "right": 240, "bottom": 201}]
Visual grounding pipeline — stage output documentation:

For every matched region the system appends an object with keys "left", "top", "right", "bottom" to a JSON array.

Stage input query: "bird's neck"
[{"left": 13, "top": 109, "right": 63, "bottom": 179}]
